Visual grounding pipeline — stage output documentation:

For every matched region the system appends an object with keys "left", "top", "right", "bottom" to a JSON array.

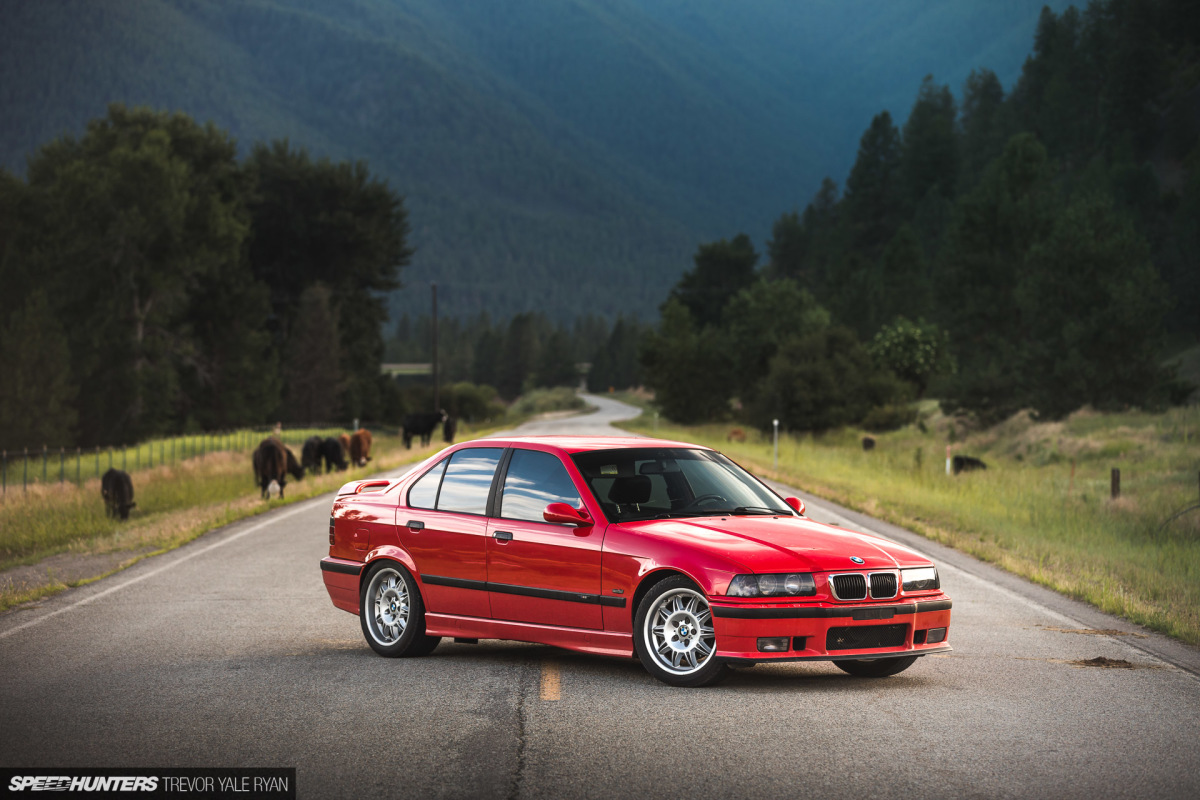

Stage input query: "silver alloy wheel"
[
  {"left": 643, "top": 587, "right": 716, "bottom": 675},
  {"left": 366, "top": 567, "right": 410, "bottom": 646}
]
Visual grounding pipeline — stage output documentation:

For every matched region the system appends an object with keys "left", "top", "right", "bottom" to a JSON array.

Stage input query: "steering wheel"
[{"left": 679, "top": 494, "right": 727, "bottom": 511}]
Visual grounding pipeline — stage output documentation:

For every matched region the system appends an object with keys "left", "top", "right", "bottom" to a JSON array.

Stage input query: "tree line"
[
  {"left": 642, "top": 0, "right": 1197, "bottom": 430},
  {"left": 386, "top": 312, "right": 646, "bottom": 401},
  {"left": 0, "top": 105, "right": 410, "bottom": 450}
]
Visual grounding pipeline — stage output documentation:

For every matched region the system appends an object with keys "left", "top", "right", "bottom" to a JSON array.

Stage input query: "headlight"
[
  {"left": 902, "top": 567, "right": 940, "bottom": 591},
  {"left": 727, "top": 573, "right": 816, "bottom": 597}
]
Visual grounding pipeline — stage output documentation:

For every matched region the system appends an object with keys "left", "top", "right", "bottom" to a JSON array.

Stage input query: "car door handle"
[
  {"left": 406, "top": 520, "right": 424, "bottom": 531},
  {"left": 493, "top": 530, "right": 513, "bottom": 542}
]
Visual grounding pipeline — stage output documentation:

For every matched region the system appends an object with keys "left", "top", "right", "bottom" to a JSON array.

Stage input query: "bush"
[{"left": 509, "top": 387, "right": 586, "bottom": 417}]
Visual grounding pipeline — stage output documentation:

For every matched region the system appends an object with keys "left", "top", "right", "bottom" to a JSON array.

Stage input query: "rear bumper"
[
  {"left": 320, "top": 557, "right": 363, "bottom": 614},
  {"left": 710, "top": 597, "right": 951, "bottom": 662}
]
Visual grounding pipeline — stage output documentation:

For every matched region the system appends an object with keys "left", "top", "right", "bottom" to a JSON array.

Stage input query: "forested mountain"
[{"left": 0, "top": 0, "right": 1070, "bottom": 320}]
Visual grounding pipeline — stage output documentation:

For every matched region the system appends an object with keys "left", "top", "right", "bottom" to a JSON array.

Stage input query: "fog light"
[
  {"left": 792, "top": 636, "right": 808, "bottom": 651},
  {"left": 757, "top": 637, "right": 790, "bottom": 652},
  {"left": 914, "top": 629, "right": 927, "bottom": 645},
  {"left": 927, "top": 627, "right": 946, "bottom": 644}
]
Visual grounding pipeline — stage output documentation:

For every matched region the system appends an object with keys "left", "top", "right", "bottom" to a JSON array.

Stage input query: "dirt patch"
[
  {"left": 1071, "top": 656, "right": 1137, "bottom": 669},
  {"left": 1039, "top": 626, "right": 1149, "bottom": 638}
]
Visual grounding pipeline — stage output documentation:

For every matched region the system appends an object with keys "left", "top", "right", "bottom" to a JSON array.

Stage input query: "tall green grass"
[{"left": 625, "top": 405, "right": 1200, "bottom": 645}]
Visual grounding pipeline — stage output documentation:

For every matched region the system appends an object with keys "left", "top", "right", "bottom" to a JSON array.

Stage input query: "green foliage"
[
  {"left": 640, "top": 299, "right": 732, "bottom": 424},
  {"left": 667, "top": 234, "right": 759, "bottom": 329},
  {"left": 748, "top": 326, "right": 911, "bottom": 432},
  {"left": 533, "top": 329, "right": 578, "bottom": 389},
  {"left": 900, "top": 76, "right": 959, "bottom": 207},
  {"left": 508, "top": 387, "right": 587, "bottom": 418},
  {"left": 723, "top": 278, "right": 829, "bottom": 396},
  {"left": 284, "top": 284, "right": 343, "bottom": 424},
  {"left": 1017, "top": 194, "right": 1171, "bottom": 417},
  {"left": 586, "top": 317, "right": 645, "bottom": 393},
  {"left": 869, "top": 317, "right": 954, "bottom": 397},
  {"left": 0, "top": 291, "right": 77, "bottom": 449}
]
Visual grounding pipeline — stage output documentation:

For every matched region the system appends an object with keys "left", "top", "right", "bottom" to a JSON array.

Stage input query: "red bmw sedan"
[{"left": 320, "top": 436, "right": 951, "bottom": 687}]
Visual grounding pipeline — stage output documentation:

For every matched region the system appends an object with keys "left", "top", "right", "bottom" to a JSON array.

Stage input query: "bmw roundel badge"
[{"left": 850, "top": 556, "right": 865, "bottom": 564}]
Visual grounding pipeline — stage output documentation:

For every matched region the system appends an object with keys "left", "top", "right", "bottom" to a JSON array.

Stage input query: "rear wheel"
[
  {"left": 833, "top": 655, "right": 917, "bottom": 677},
  {"left": 360, "top": 562, "right": 441, "bottom": 657},
  {"left": 633, "top": 576, "right": 730, "bottom": 687}
]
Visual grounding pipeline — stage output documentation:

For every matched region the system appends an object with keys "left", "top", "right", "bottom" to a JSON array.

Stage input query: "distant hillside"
[{"left": 0, "top": 0, "right": 1071, "bottom": 319}]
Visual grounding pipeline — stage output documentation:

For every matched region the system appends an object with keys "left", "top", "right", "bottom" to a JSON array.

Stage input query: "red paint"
[{"left": 321, "top": 436, "right": 952, "bottom": 668}]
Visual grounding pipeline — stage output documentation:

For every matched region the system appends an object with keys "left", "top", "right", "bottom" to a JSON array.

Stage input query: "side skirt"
[{"left": 424, "top": 613, "right": 635, "bottom": 659}]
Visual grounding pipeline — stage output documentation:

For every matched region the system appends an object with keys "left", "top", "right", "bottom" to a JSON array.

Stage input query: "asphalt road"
[{"left": 2, "top": 395, "right": 1198, "bottom": 799}]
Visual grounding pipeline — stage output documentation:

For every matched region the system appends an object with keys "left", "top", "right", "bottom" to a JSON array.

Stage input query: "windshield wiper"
[{"left": 731, "top": 506, "right": 789, "bottom": 515}]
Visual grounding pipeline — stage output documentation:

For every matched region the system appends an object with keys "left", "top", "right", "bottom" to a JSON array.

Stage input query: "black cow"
[
  {"left": 443, "top": 416, "right": 457, "bottom": 444},
  {"left": 403, "top": 410, "right": 448, "bottom": 449},
  {"left": 301, "top": 436, "right": 323, "bottom": 475},
  {"left": 253, "top": 438, "right": 291, "bottom": 499},
  {"left": 101, "top": 468, "right": 136, "bottom": 520},
  {"left": 952, "top": 455, "right": 988, "bottom": 475},
  {"left": 320, "top": 437, "right": 348, "bottom": 472},
  {"left": 861, "top": 436, "right": 876, "bottom": 451},
  {"left": 284, "top": 444, "right": 304, "bottom": 481}
]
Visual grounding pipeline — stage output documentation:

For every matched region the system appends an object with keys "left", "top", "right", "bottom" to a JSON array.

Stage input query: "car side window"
[
  {"left": 407, "top": 458, "right": 447, "bottom": 509},
  {"left": 436, "top": 448, "right": 504, "bottom": 515},
  {"left": 499, "top": 449, "right": 582, "bottom": 523}
]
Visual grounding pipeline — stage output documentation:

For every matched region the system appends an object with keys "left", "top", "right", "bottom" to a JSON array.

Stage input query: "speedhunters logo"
[
  {"left": 1, "top": 770, "right": 294, "bottom": 799},
  {"left": 9, "top": 776, "right": 158, "bottom": 792}
]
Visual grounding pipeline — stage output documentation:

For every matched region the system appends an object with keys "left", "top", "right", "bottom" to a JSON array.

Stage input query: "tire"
[
  {"left": 633, "top": 576, "right": 730, "bottom": 687},
  {"left": 833, "top": 655, "right": 918, "bottom": 677},
  {"left": 359, "top": 562, "right": 441, "bottom": 657}
]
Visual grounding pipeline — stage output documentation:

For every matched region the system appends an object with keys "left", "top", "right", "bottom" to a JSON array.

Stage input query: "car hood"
[{"left": 621, "top": 514, "right": 930, "bottom": 573}]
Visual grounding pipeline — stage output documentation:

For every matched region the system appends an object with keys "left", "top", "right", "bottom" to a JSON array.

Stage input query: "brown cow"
[
  {"left": 253, "top": 438, "right": 293, "bottom": 499},
  {"left": 727, "top": 428, "right": 746, "bottom": 443},
  {"left": 349, "top": 428, "right": 373, "bottom": 467},
  {"left": 338, "top": 433, "right": 351, "bottom": 461}
]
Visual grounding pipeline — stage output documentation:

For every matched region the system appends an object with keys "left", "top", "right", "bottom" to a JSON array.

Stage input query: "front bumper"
[{"left": 709, "top": 597, "right": 952, "bottom": 663}]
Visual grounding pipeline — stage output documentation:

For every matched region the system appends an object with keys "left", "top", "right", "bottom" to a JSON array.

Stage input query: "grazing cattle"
[
  {"left": 301, "top": 436, "right": 323, "bottom": 475},
  {"left": 403, "top": 410, "right": 447, "bottom": 449},
  {"left": 726, "top": 428, "right": 746, "bottom": 443},
  {"left": 338, "top": 433, "right": 351, "bottom": 460},
  {"left": 443, "top": 416, "right": 457, "bottom": 444},
  {"left": 952, "top": 455, "right": 987, "bottom": 475},
  {"left": 320, "top": 437, "right": 348, "bottom": 472},
  {"left": 100, "top": 468, "right": 136, "bottom": 520},
  {"left": 284, "top": 443, "right": 304, "bottom": 481},
  {"left": 862, "top": 436, "right": 877, "bottom": 451},
  {"left": 253, "top": 438, "right": 290, "bottom": 499},
  {"left": 349, "top": 428, "right": 373, "bottom": 467}
]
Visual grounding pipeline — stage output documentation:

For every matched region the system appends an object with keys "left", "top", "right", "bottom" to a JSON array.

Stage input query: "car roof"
[{"left": 476, "top": 435, "right": 709, "bottom": 454}]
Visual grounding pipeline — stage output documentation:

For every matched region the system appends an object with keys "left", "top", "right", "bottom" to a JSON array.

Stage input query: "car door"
[
  {"left": 486, "top": 447, "right": 606, "bottom": 630},
  {"left": 399, "top": 447, "right": 504, "bottom": 619}
]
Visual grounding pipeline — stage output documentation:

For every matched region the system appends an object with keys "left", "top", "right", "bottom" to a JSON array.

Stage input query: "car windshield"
[{"left": 571, "top": 447, "right": 793, "bottom": 523}]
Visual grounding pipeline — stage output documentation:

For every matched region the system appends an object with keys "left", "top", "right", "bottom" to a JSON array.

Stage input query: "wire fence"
[{"left": 0, "top": 422, "right": 402, "bottom": 496}]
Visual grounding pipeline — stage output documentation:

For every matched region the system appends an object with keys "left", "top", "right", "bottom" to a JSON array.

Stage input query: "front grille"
[
  {"left": 870, "top": 573, "right": 897, "bottom": 598},
  {"left": 826, "top": 624, "right": 907, "bottom": 651},
  {"left": 831, "top": 574, "right": 867, "bottom": 600}
]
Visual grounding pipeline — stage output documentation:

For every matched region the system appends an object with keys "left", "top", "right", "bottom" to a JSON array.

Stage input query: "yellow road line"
[{"left": 539, "top": 659, "right": 561, "bottom": 701}]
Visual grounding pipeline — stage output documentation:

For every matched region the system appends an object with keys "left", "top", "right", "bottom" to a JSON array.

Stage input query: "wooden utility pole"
[{"left": 431, "top": 281, "right": 439, "bottom": 413}]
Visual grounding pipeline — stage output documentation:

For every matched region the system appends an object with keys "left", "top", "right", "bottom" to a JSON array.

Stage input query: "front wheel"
[
  {"left": 833, "top": 655, "right": 918, "bottom": 677},
  {"left": 360, "top": 562, "right": 441, "bottom": 657},
  {"left": 633, "top": 576, "right": 730, "bottom": 687}
]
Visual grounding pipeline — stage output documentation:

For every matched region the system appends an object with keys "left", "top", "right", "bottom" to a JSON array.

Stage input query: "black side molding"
[
  {"left": 420, "top": 574, "right": 627, "bottom": 608},
  {"left": 320, "top": 559, "right": 364, "bottom": 576}
]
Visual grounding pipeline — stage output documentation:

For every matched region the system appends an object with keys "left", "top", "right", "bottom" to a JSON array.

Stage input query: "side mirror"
[
  {"left": 544, "top": 502, "right": 592, "bottom": 526},
  {"left": 785, "top": 496, "right": 805, "bottom": 515}
]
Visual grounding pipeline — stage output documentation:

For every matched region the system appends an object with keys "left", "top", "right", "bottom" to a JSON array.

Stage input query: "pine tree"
[
  {"left": 283, "top": 284, "right": 343, "bottom": 424},
  {"left": 0, "top": 291, "right": 77, "bottom": 449}
]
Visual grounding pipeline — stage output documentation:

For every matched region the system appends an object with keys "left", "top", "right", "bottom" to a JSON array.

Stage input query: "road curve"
[{"left": 2, "top": 395, "right": 1198, "bottom": 799}]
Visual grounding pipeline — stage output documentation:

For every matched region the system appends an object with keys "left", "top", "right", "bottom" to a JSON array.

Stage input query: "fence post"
[{"left": 1111, "top": 468, "right": 1120, "bottom": 500}]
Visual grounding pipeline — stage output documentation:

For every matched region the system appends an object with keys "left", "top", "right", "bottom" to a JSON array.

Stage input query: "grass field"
[
  {"left": 0, "top": 424, "right": 494, "bottom": 611},
  {"left": 624, "top": 403, "right": 1200, "bottom": 646}
]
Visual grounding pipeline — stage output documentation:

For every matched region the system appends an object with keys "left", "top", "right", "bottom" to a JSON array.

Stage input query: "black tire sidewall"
[
  {"left": 359, "top": 561, "right": 430, "bottom": 657},
  {"left": 633, "top": 575, "right": 729, "bottom": 687}
]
